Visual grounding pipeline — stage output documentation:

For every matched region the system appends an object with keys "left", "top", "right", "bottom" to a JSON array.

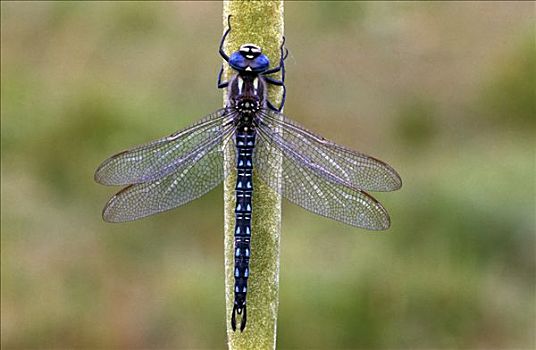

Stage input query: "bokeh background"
[{"left": 1, "top": 2, "right": 534, "bottom": 349}]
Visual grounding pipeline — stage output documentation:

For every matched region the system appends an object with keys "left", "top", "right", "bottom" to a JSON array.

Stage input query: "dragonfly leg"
[
  {"left": 262, "top": 36, "right": 288, "bottom": 76},
  {"left": 217, "top": 16, "right": 233, "bottom": 88},
  {"left": 263, "top": 37, "right": 287, "bottom": 111},
  {"left": 265, "top": 83, "right": 286, "bottom": 112},
  {"left": 279, "top": 84, "right": 287, "bottom": 111},
  {"left": 264, "top": 76, "right": 283, "bottom": 86},
  {"left": 219, "top": 15, "right": 232, "bottom": 62},
  {"left": 217, "top": 65, "right": 229, "bottom": 88},
  {"left": 266, "top": 100, "right": 278, "bottom": 112}
]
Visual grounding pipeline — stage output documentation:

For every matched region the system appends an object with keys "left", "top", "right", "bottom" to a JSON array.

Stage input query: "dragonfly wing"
[
  {"left": 257, "top": 109, "right": 401, "bottom": 192},
  {"left": 95, "top": 108, "right": 236, "bottom": 186},
  {"left": 102, "top": 129, "right": 235, "bottom": 222},
  {"left": 255, "top": 124, "right": 391, "bottom": 230}
]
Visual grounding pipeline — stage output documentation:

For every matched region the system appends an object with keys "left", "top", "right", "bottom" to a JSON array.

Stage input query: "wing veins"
[{"left": 258, "top": 110, "right": 401, "bottom": 191}]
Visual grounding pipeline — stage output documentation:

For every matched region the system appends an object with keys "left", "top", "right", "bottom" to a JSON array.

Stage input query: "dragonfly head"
[{"left": 229, "top": 44, "right": 270, "bottom": 74}]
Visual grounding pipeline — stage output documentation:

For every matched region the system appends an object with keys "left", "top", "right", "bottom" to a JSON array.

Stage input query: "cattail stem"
[{"left": 222, "top": 1, "right": 284, "bottom": 349}]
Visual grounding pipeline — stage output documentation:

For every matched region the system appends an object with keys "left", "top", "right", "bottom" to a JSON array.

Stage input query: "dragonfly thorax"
[{"left": 229, "top": 75, "right": 265, "bottom": 115}]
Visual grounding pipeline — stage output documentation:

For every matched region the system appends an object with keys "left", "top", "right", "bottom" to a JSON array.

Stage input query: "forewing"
[
  {"left": 95, "top": 109, "right": 235, "bottom": 186},
  {"left": 255, "top": 125, "right": 391, "bottom": 230},
  {"left": 102, "top": 130, "right": 235, "bottom": 222},
  {"left": 257, "top": 110, "right": 401, "bottom": 192}
]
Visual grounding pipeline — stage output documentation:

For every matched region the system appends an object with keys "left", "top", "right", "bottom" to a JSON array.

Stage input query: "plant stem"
[{"left": 222, "top": 1, "right": 284, "bottom": 349}]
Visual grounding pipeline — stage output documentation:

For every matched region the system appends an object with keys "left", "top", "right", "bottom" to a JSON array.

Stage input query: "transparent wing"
[
  {"left": 102, "top": 126, "right": 236, "bottom": 222},
  {"left": 255, "top": 118, "right": 391, "bottom": 230},
  {"left": 257, "top": 109, "right": 401, "bottom": 192},
  {"left": 95, "top": 108, "right": 235, "bottom": 186}
]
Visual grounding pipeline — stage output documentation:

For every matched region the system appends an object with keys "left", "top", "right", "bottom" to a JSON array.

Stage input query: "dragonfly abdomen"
[{"left": 231, "top": 129, "right": 255, "bottom": 332}]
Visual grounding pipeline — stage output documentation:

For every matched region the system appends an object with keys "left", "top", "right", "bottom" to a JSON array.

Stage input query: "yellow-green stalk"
[{"left": 222, "top": 1, "right": 284, "bottom": 349}]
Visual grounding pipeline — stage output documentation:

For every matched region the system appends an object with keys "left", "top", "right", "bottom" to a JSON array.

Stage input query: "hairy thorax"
[{"left": 229, "top": 74, "right": 266, "bottom": 116}]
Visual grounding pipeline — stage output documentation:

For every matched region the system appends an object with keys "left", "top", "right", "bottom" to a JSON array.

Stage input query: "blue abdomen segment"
[{"left": 231, "top": 130, "right": 255, "bottom": 332}]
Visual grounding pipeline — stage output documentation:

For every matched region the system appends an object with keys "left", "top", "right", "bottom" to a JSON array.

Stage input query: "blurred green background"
[{"left": 1, "top": 2, "right": 534, "bottom": 349}]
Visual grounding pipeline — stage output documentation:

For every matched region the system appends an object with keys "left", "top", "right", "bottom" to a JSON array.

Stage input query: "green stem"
[{"left": 222, "top": 1, "right": 284, "bottom": 349}]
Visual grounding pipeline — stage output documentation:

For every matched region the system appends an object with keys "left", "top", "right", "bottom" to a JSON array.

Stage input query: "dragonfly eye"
[{"left": 229, "top": 46, "right": 270, "bottom": 73}]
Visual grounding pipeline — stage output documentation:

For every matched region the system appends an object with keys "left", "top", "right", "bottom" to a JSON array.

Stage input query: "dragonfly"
[{"left": 95, "top": 16, "right": 401, "bottom": 332}]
